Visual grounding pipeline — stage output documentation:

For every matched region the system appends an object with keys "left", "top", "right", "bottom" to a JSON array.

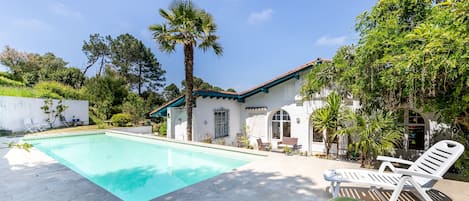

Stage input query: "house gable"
[{"left": 149, "top": 58, "right": 325, "bottom": 117}]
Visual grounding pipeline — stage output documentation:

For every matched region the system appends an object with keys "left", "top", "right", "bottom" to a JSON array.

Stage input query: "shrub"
[
  {"left": 110, "top": 113, "right": 132, "bottom": 127},
  {"left": 0, "top": 86, "right": 37, "bottom": 97},
  {"left": 88, "top": 113, "right": 103, "bottom": 125},
  {"left": 122, "top": 93, "right": 146, "bottom": 124},
  {"left": 158, "top": 119, "right": 167, "bottom": 136},
  {"left": 34, "top": 81, "right": 81, "bottom": 99},
  {"left": 0, "top": 72, "right": 23, "bottom": 82},
  {"left": 0, "top": 76, "right": 25, "bottom": 87}
]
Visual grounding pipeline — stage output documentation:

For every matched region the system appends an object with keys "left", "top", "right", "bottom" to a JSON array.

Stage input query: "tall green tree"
[
  {"left": 81, "top": 67, "right": 128, "bottom": 120},
  {"left": 122, "top": 93, "right": 146, "bottom": 124},
  {"left": 111, "top": 33, "right": 166, "bottom": 95},
  {"left": 82, "top": 33, "right": 112, "bottom": 77},
  {"left": 302, "top": 0, "right": 469, "bottom": 174},
  {"left": 149, "top": 0, "right": 223, "bottom": 141},
  {"left": 181, "top": 76, "right": 224, "bottom": 92},
  {"left": 141, "top": 89, "right": 166, "bottom": 113},
  {"left": 163, "top": 83, "right": 181, "bottom": 101},
  {"left": 0, "top": 46, "right": 84, "bottom": 88}
]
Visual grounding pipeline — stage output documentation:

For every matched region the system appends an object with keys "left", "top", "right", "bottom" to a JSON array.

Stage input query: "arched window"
[
  {"left": 399, "top": 109, "right": 426, "bottom": 150},
  {"left": 272, "top": 110, "right": 291, "bottom": 140}
]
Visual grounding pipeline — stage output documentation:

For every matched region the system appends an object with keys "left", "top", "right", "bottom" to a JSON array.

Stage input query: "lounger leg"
[
  {"left": 332, "top": 182, "right": 341, "bottom": 198},
  {"left": 390, "top": 176, "right": 408, "bottom": 201},
  {"left": 329, "top": 182, "right": 334, "bottom": 194},
  {"left": 408, "top": 178, "right": 432, "bottom": 201}
]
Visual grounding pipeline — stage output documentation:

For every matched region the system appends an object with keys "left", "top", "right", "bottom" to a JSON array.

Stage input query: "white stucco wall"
[
  {"left": 242, "top": 77, "right": 311, "bottom": 151},
  {"left": 192, "top": 97, "right": 242, "bottom": 146},
  {"left": 164, "top": 68, "right": 445, "bottom": 155},
  {"left": 167, "top": 107, "right": 187, "bottom": 141},
  {"left": 0, "top": 96, "right": 89, "bottom": 132}
]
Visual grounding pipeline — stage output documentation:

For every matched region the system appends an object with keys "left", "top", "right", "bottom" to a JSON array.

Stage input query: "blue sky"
[{"left": 0, "top": 0, "right": 376, "bottom": 91}]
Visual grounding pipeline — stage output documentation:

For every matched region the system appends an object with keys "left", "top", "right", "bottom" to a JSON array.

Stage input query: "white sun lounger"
[
  {"left": 324, "top": 140, "right": 465, "bottom": 201},
  {"left": 23, "top": 118, "right": 48, "bottom": 133}
]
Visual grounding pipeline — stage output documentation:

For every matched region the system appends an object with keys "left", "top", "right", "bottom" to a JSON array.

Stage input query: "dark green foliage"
[
  {"left": 302, "top": 0, "right": 469, "bottom": 175},
  {"left": 310, "top": 91, "right": 346, "bottom": 157},
  {"left": 181, "top": 76, "right": 226, "bottom": 93},
  {"left": 49, "top": 68, "right": 85, "bottom": 89},
  {"left": 81, "top": 68, "right": 128, "bottom": 120},
  {"left": 111, "top": 113, "right": 132, "bottom": 127},
  {"left": 159, "top": 118, "right": 167, "bottom": 136},
  {"left": 111, "top": 33, "right": 166, "bottom": 95},
  {"left": 163, "top": 83, "right": 181, "bottom": 101},
  {"left": 122, "top": 93, "right": 146, "bottom": 124},
  {"left": 141, "top": 90, "right": 166, "bottom": 113},
  {"left": 338, "top": 111, "right": 403, "bottom": 167},
  {"left": 82, "top": 33, "right": 112, "bottom": 77},
  {"left": 0, "top": 46, "right": 84, "bottom": 88},
  {"left": 83, "top": 33, "right": 166, "bottom": 95}
]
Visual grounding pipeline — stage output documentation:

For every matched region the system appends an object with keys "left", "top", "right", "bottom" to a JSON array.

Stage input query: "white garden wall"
[{"left": 0, "top": 96, "right": 89, "bottom": 132}]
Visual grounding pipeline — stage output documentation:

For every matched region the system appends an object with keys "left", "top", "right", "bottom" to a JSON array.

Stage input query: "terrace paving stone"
[
  {"left": 0, "top": 139, "right": 120, "bottom": 201},
  {"left": 1, "top": 136, "right": 468, "bottom": 201}
]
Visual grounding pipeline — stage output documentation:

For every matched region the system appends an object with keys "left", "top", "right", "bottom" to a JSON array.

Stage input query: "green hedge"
[
  {"left": 0, "top": 86, "right": 63, "bottom": 99},
  {"left": 0, "top": 81, "right": 82, "bottom": 100},
  {"left": 110, "top": 113, "right": 132, "bottom": 127},
  {"left": 34, "top": 81, "right": 81, "bottom": 99},
  {"left": 0, "top": 86, "right": 40, "bottom": 98},
  {"left": 0, "top": 76, "right": 25, "bottom": 87}
]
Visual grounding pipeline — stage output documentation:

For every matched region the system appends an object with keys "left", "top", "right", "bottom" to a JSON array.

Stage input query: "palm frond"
[{"left": 149, "top": 0, "right": 222, "bottom": 55}]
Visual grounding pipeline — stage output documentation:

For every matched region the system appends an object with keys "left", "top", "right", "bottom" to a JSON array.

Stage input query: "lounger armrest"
[
  {"left": 377, "top": 156, "right": 414, "bottom": 165},
  {"left": 394, "top": 168, "right": 443, "bottom": 180}
]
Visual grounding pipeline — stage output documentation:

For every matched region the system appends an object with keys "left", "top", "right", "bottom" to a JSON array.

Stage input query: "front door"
[{"left": 271, "top": 110, "right": 291, "bottom": 146}]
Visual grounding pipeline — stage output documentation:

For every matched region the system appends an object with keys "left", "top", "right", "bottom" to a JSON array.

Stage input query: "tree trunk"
[
  {"left": 138, "top": 64, "right": 142, "bottom": 96},
  {"left": 184, "top": 44, "right": 194, "bottom": 141},
  {"left": 325, "top": 129, "right": 330, "bottom": 157},
  {"left": 336, "top": 134, "right": 339, "bottom": 159},
  {"left": 97, "top": 56, "right": 105, "bottom": 77},
  {"left": 81, "top": 63, "right": 93, "bottom": 87},
  {"left": 360, "top": 147, "right": 365, "bottom": 167}
]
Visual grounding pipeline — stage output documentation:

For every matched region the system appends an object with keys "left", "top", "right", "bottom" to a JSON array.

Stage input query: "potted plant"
[{"left": 283, "top": 146, "right": 293, "bottom": 155}]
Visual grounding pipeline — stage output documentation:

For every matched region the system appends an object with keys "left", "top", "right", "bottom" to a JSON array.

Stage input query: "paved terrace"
[{"left": 1, "top": 136, "right": 468, "bottom": 201}]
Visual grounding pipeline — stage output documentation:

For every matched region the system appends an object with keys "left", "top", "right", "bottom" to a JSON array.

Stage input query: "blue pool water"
[{"left": 27, "top": 133, "right": 256, "bottom": 201}]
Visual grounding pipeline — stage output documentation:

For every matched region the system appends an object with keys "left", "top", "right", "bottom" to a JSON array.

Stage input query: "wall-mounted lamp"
[
  {"left": 204, "top": 120, "right": 208, "bottom": 125},
  {"left": 296, "top": 118, "right": 301, "bottom": 124}
]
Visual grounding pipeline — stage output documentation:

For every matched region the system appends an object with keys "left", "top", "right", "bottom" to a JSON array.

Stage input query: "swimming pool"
[{"left": 26, "top": 133, "right": 257, "bottom": 201}]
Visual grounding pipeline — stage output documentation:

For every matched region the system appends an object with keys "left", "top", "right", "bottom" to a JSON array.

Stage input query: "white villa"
[{"left": 150, "top": 58, "right": 442, "bottom": 155}]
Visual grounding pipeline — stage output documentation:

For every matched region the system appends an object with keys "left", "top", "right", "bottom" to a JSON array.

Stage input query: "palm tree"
[
  {"left": 310, "top": 91, "right": 345, "bottom": 157},
  {"left": 337, "top": 111, "right": 403, "bottom": 167},
  {"left": 149, "top": 0, "right": 223, "bottom": 141}
]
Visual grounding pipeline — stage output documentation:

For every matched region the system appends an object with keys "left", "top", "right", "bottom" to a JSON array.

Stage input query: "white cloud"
[
  {"left": 247, "top": 9, "right": 273, "bottom": 25},
  {"left": 315, "top": 36, "right": 348, "bottom": 46},
  {"left": 11, "top": 19, "right": 50, "bottom": 30},
  {"left": 48, "top": 2, "right": 82, "bottom": 19}
]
